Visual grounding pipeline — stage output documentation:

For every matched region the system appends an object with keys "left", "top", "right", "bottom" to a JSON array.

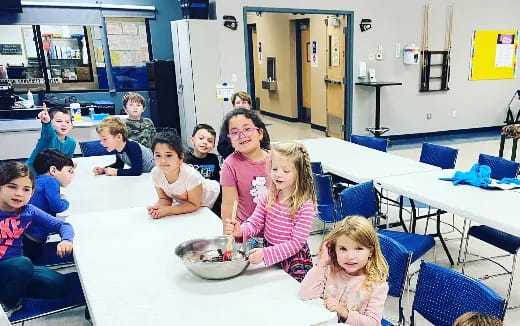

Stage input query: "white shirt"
[{"left": 151, "top": 164, "right": 220, "bottom": 208}]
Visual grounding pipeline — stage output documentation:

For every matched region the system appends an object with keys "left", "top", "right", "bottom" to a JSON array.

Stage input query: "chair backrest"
[
  {"left": 378, "top": 233, "right": 411, "bottom": 325},
  {"left": 339, "top": 181, "right": 378, "bottom": 219},
  {"left": 419, "top": 142, "right": 458, "bottom": 169},
  {"left": 350, "top": 134, "right": 388, "bottom": 152},
  {"left": 311, "top": 161, "right": 324, "bottom": 175},
  {"left": 79, "top": 140, "right": 113, "bottom": 157},
  {"left": 313, "top": 173, "right": 336, "bottom": 223},
  {"left": 411, "top": 261, "right": 505, "bottom": 326},
  {"left": 478, "top": 153, "right": 519, "bottom": 179}
]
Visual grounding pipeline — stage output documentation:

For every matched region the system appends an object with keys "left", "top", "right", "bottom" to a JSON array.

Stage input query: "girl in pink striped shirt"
[{"left": 224, "top": 142, "right": 316, "bottom": 281}]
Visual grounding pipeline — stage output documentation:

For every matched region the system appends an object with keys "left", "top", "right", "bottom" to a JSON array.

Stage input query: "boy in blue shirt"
[
  {"left": 93, "top": 116, "right": 154, "bottom": 176},
  {"left": 24, "top": 149, "right": 74, "bottom": 263},
  {"left": 26, "top": 105, "right": 76, "bottom": 174}
]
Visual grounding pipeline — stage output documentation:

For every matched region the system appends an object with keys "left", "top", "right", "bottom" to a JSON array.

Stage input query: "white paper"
[
  {"left": 92, "top": 27, "right": 102, "bottom": 40},
  {"left": 107, "top": 35, "right": 121, "bottom": 50},
  {"left": 106, "top": 22, "right": 122, "bottom": 35},
  {"left": 311, "top": 41, "right": 319, "bottom": 67},
  {"left": 495, "top": 44, "right": 514, "bottom": 67},
  {"left": 122, "top": 22, "right": 138, "bottom": 35},
  {"left": 216, "top": 84, "right": 235, "bottom": 100},
  {"left": 331, "top": 36, "right": 340, "bottom": 67}
]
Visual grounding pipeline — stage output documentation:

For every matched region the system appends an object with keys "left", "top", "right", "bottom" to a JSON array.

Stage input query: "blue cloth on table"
[
  {"left": 439, "top": 163, "right": 491, "bottom": 187},
  {"left": 440, "top": 163, "right": 520, "bottom": 188},
  {"left": 498, "top": 177, "right": 520, "bottom": 185}
]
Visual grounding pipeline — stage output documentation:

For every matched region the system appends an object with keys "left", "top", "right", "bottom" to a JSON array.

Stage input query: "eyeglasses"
[{"left": 227, "top": 125, "right": 259, "bottom": 140}]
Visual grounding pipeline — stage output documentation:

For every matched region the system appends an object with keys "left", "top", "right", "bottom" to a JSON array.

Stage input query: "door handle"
[{"left": 324, "top": 77, "right": 342, "bottom": 85}]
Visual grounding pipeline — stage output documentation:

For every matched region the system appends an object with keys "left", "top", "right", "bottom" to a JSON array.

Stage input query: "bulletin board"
[{"left": 469, "top": 30, "right": 518, "bottom": 80}]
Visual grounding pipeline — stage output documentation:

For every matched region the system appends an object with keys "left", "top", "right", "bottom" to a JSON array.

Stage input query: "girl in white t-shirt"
[{"left": 147, "top": 132, "right": 220, "bottom": 219}]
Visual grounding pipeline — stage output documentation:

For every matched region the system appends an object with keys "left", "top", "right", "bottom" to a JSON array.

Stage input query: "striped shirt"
[{"left": 241, "top": 195, "right": 315, "bottom": 266}]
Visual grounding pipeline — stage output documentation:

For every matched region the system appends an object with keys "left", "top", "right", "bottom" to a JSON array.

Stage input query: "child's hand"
[
  {"left": 223, "top": 219, "right": 242, "bottom": 238},
  {"left": 324, "top": 298, "right": 349, "bottom": 319},
  {"left": 60, "top": 193, "right": 67, "bottom": 200},
  {"left": 37, "top": 106, "right": 51, "bottom": 123},
  {"left": 93, "top": 167, "right": 105, "bottom": 175},
  {"left": 248, "top": 248, "right": 264, "bottom": 264},
  {"left": 56, "top": 240, "right": 73, "bottom": 257},
  {"left": 318, "top": 240, "right": 332, "bottom": 266},
  {"left": 147, "top": 206, "right": 169, "bottom": 219},
  {"left": 104, "top": 167, "right": 117, "bottom": 176}
]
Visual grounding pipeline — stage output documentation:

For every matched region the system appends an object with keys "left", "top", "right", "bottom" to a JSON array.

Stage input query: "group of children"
[{"left": 0, "top": 91, "right": 505, "bottom": 325}]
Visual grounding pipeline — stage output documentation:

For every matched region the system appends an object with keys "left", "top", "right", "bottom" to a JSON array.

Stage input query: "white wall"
[{"left": 215, "top": 0, "right": 520, "bottom": 136}]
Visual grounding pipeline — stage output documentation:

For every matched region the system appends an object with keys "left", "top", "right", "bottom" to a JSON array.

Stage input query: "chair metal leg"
[
  {"left": 499, "top": 134, "right": 506, "bottom": 157},
  {"left": 398, "top": 195, "right": 409, "bottom": 233},
  {"left": 505, "top": 251, "right": 518, "bottom": 310},
  {"left": 457, "top": 218, "right": 468, "bottom": 265}
]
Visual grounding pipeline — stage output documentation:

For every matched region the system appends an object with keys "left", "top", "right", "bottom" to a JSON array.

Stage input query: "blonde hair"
[
  {"left": 453, "top": 312, "right": 503, "bottom": 326},
  {"left": 266, "top": 142, "right": 316, "bottom": 218},
  {"left": 320, "top": 216, "right": 389, "bottom": 289},
  {"left": 96, "top": 116, "right": 128, "bottom": 141},
  {"left": 122, "top": 92, "right": 146, "bottom": 109}
]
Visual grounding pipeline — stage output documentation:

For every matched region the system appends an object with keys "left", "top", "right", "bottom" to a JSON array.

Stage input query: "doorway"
[{"left": 243, "top": 8, "right": 354, "bottom": 140}]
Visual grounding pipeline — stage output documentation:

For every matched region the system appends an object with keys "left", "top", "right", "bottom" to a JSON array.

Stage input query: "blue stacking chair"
[
  {"left": 462, "top": 154, "right": 520, "bottom": 309},
  {"left": 312, "top": 173, "right": 340, "bottom": 236},
  {"left": 350, "top": 134, "right": 388, "bottom": 152},
  {"left": 79, "top": 140, "right": 113, "bottom": 157},
  {"left": 339, "top": 181, "right": 435, "bottom": 273},
  {"left": 395, "top": 143, "right": 458, "bottom": 264},
  {"left": 310, "top": 161, "right": 324, "bottom": 175},
  {"left": 9, "top": 272, "right": 86, "bottom": 324},
  {"left": 411, "top": 261, "right": 505, "bottom": 326},
  {"left": 378, "top": 233, "right": 411, "bottom": 326}
]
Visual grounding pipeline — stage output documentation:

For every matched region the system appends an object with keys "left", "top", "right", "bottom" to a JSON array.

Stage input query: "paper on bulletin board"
[
  {"left": 106, "top": 22, "right": 122, "bottom": 35},
  {"left": 110, "top": 51, "right": 121, "bottom": 66},
  {"left": 122, "top": 22, "right": 138, "bottom": 35},
  {"left": 93, "top": 27, "right": 102, "bottom": 40},
  {"left": 469, "top": 30, "right": 518, "bottom": 80},
  {"left": 107, "top": 35, "right": 121, "bottom": 50},
  {"left": 216, "top": 84, "right": 235, "bottom": 100},
  {"left": 95, "top": 46, "right": 105, "bottom": 64}
]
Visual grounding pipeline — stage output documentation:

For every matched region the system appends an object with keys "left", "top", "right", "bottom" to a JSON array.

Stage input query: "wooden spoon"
[{"left": 223, "top": 200, "right": 238, "bottom": 261}]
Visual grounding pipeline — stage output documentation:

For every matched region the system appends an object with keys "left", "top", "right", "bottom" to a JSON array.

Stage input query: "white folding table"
[
  {"left": 298, "top": 137, "right": 439, "bottom": 183},
  {"left": 68, "top": 207, "right": 337, "bottom": 326},
  {"left": 376, "top": 169, "right": 520, "bottom": 237},
  {"left": 61, "top": 156, "right": 156, "bottom": 216}
]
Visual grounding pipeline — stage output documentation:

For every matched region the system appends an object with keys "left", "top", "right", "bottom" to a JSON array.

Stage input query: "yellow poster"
[{"left": 469, "top": 30, "right": 518, "bottom": 80}]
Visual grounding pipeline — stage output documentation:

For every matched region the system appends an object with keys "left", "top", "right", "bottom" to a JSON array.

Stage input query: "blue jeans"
[{"left": 0, "top": 256, "right": 70, "bottom": 306}]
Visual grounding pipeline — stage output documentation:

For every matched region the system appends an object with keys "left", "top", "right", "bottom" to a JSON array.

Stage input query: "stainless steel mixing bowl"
[{"left": 175, "top": 236, "right": 250, "bottom": 280}]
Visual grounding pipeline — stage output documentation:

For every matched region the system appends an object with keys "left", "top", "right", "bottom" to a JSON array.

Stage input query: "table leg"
[
  {"left": 436, "top": 209, "right": 454, "bottom": 266},
  {"left": 512, "top": 138, "right": 518, "bottom": 161},
  {"left": 499, "top": 134, "right": 506, "bottom": 158},
  {"left": 375, "top": 86, "right": 381, "bottom": 137}
]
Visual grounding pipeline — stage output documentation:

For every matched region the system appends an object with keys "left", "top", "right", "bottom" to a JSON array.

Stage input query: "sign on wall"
[
  {"left": 0, "top": 44, "right": 22, "bottom": 55},
  {"left": 258, "top": 41, "right": 263, "bottom": 64},
  {"left": 311, "top": 41, "right": 318, "bottom": 67},
  {"left": 469, "top": 30, "right": 519, "bottom": 80}
]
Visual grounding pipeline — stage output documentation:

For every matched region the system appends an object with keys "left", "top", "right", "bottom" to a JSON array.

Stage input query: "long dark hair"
[
  {"left": 151, "top": 131, "right": 185, "bottom": 159},
  {"left": 219, "top": 108, "right": 271, "bottom": 150},
  {"left": 0, "top": 162, "right": 35, "bottom": 188}
]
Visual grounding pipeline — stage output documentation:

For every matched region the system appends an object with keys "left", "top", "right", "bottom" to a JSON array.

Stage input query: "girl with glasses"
[{"left": 220, "top": 108, "right": 271, "bottom": 227}]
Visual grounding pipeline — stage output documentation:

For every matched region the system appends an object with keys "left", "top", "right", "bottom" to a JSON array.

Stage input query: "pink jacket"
[{"left": 300, "top": 264, "right": 388, "bottom": 326}]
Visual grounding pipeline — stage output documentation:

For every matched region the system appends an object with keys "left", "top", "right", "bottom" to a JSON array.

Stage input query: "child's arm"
[
  {"left": 44, "top": 179, "right": 70, "bottom": 213},
  {"left": 30, "top": 205, "right": 74, "bottom": 257},
  {"left": 299, "top": 262, "right": 329, "bottom": 300},
  {"left": 148, "top": 184, "right": 203, "bottom": 218},
  {"left": 116, "top": 141, "right": 144, "bottom": 176},
  {"left": 342, "top": 283, "right": 389, "bottom": 326},
  {"left": 260, "top": 202, "right": 314, "bottom": 266}
]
